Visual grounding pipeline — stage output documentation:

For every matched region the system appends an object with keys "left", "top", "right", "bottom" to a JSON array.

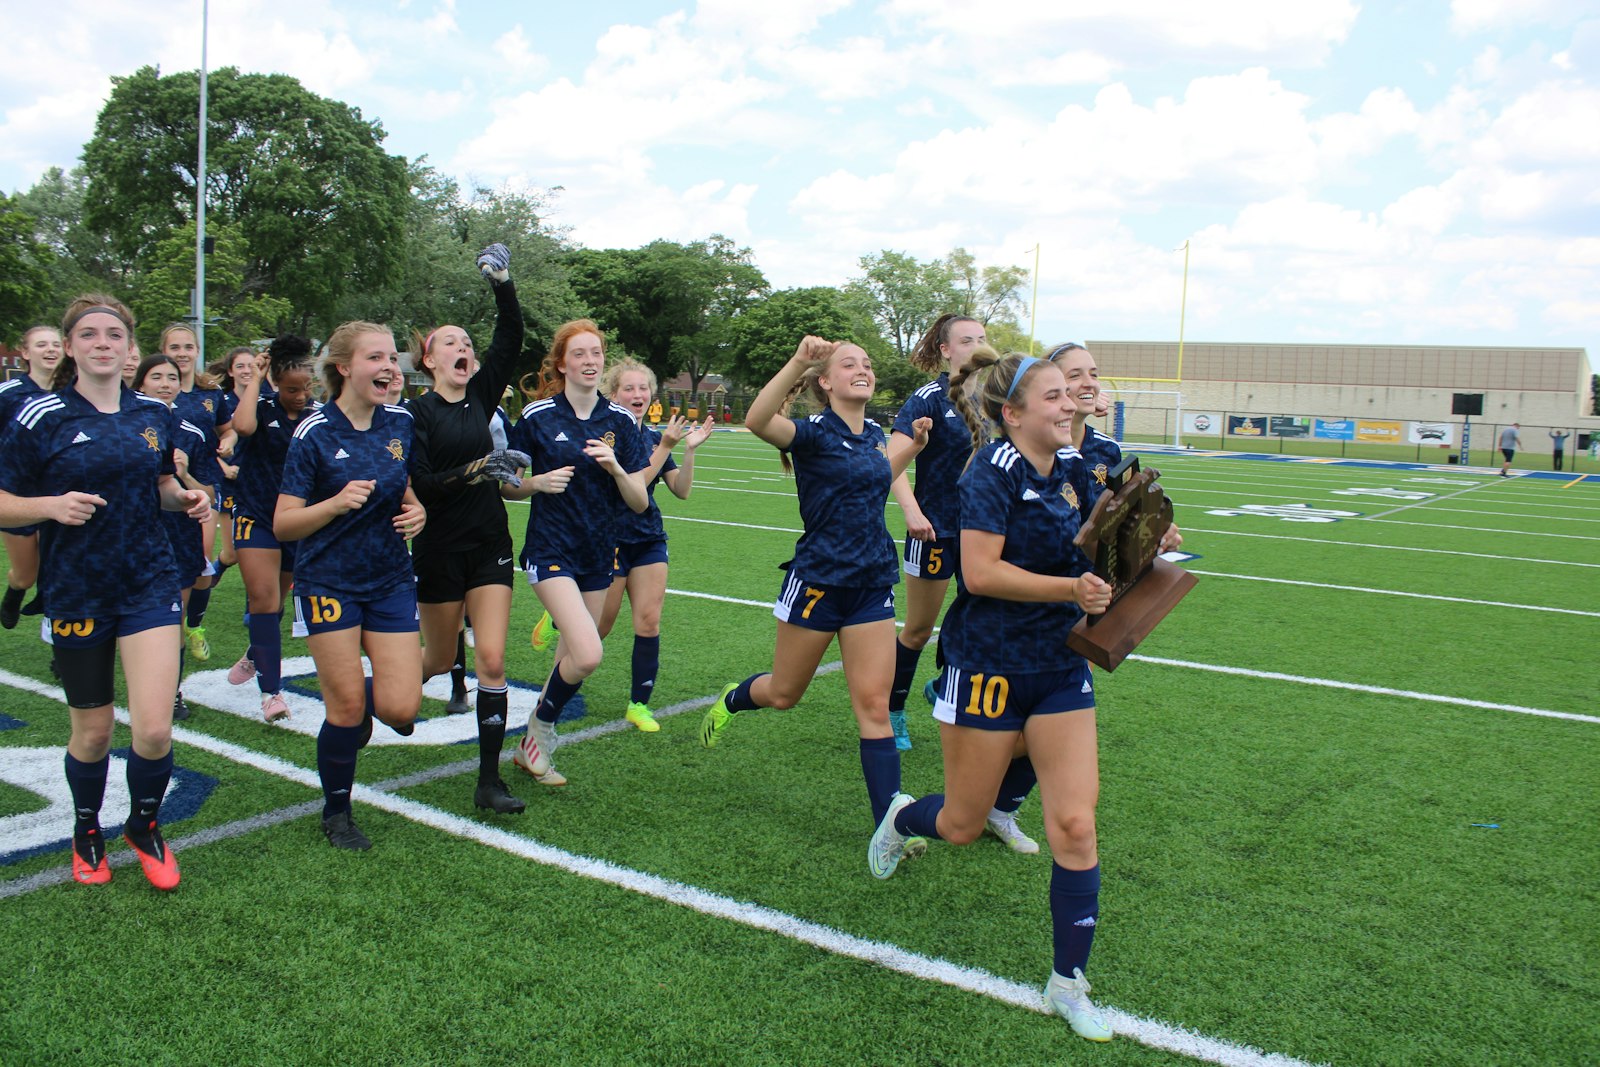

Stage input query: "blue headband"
[{"left": 1006, "top": 356, "right": 1041, "bottom": 400}]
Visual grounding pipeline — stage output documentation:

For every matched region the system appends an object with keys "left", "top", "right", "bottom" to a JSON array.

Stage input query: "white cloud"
[
  {"left": 492, "top": 26, "right": 547, "bottom": 78},
  {"left": 1450, "top": 0, "right": 1592, "bottom": 33}
]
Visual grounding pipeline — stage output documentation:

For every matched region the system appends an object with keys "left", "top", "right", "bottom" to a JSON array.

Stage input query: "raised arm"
[{"left": 744, "top": 336, "right": 838, "bottom": 450}]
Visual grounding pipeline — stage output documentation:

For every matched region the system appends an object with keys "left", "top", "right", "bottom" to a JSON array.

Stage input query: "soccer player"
[
  {"left": 227, "top": 335, "right": 318, "bottom": 722},
  {"left": 134, "top": 354, "right": 219, "bottom": 723},
  {"left": 0, "top": 294, "right": 211, "bottom": 890},
  {"left": 700, "top": 336, "right": 931, "bottom": 842},
  {"left": 0, "top": 325, "right": 63, "bottom": 628},
  {"left": 503, "top": 320, "right": 651, "bottom": 787},
  {"left": 596, "top": 358, "right": 714, "bottom": 732},
  {"left": 275, "top": 321, "right": 427, "bottom": 851},
  {"left": 212, "top": 346, "right": 260, "bottom": 582},
  {"left": 407, "top": 243, "right": 531, "bottom": 814}
]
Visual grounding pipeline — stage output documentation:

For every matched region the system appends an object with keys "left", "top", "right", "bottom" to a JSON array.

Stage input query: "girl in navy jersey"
[
  {"left": 503, "top": 320, "right": 651, "bottom": 788},
  {"left": 0, "top": 294, "right": 211, "bottom": 890},
  {"left": 275, "top": 322, "right": 426, "bottom": 851},
  {"left": 700, "top": 336, "right": 931, "bottom": 851},
  {"left": 134, "top": 355, "right": 219, "bottom": 723},
  {"left": 227, "top": 335, "right": 317, "bottom": 723},
  {"left": 212, "top": 346, "right": 260, "bottom": 585},
  {"left": 406, "top": 243, "right": 530, "bottom": 814},
  {"left": 0, "top": 325, "right": 63, "bottom": 629},
  {"left": 867, "top": 348, "right": 1181, "bottom": 1044},
  {"left": 596, "top": 358, "right": 714, "bottom": 732}
]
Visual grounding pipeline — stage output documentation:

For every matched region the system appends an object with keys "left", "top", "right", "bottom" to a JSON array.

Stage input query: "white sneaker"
[
  {"left": 1045, "top": 968, "right": 1113, "bottom": 1042},
  {"left": 464, "top": 627, "right": 475, "bottom": 649},
  {"left": 511, "top": 720, "right": 566, "bottom": 786},
  {"left": 869, "top": 793, "right": 915, "bottom": 879},
  {"left": 984, "top": 812, "right": 1040, "bottom": 854}
]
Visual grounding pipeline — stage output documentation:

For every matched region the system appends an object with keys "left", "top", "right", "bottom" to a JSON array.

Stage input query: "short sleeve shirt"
[
  {"left": 891, "top": 373, "right": 971, "bottom": 537},
  {"left": 1077, "top": 425, "right": 1123, "bottom": 510},
  {"left": 617, "top": 421, "right": 676, "bottom": 545},
  {"left": 0, "top": 387, "right": 180, "bottom": 619},
  {"left": 279, "top": 402, "right": 415, "bottom": 600},
  {"left": 233, "top": 394, "right": 315, "bottom": 520},
  {"left": 938, "top": 440, "right": 1096, "bottom": 675},
  {"left": 161, "top": 417, "right": 214, "bottom": 585},
  {"left": 781, "top": 408, "right": 899, "bottom": 588}
]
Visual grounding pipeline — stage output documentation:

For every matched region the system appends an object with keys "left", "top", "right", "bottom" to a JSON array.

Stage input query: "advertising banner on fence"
[
  {"left": 1407, "top": 421, "right": 1455, "bottom": 445},
  {"left": 1227, "top": 415, "right": 1267, "bottom": 438},
  {"left": 1313, "top": 418, "right": 1355, "bottom": 440},
  {"left": 1355, "top": 419, "right": 1404, "bottom": 443},
  {"left": 1184, "top": 411, "right": 1223, "bottom": 435},
  {"left": 1269, "top": 416, "right": 1311, "bottom": 438}
]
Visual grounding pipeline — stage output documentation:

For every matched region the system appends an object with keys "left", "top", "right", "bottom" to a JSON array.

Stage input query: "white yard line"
[
  {"left": 1180, "top": 527, "right": 1600, "bottom": 568},
  {"left": 1186, "top": 570, "right": 1600, "bottom": 617}
]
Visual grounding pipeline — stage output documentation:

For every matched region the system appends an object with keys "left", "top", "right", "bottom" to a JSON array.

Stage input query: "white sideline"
[
  {"left": 0, "top": 665, "right": 1317, "bottom": 1067},
  {"left": 1185, "top": 570, "right": 1600, "bottom": 617},
  {"left": 1181, "top": 527, "right": 1600, "bottom": 569}
]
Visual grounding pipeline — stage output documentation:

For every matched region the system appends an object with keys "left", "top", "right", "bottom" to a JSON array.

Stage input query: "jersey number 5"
[{"left": 925, "top": 547, "right": 943, "bottom": 576}]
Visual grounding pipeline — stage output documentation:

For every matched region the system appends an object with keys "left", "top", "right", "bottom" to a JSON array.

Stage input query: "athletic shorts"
[
  {"left": 1, "top": 523, "right": 39, "bottom": 537},
  {"left": 1501, "top": 448, "right": 1515, "bottom": 462},
  {"left": 47, "top": 604, "right": 183, "bottom": 649},
  {"left": 414, "top": 536, "right": 515, "bottom": 603},
  {"left": 525, "top": 557, "right": 612, "bottom": 593},
  {"left": 931, "top": 662, "right": 1095, "bottom": 731},
  {"left": 613, "top": 539, "right": 669, "bottom": 578},
  {"left": 232, "top": 511, "right": 296, "bottom": 569},
  {"left": 903, "top": 535, "right": 959, "bottom": 580},
  {"left": 772, "top": 571, "right": 895, "bottom": 631},
  {"left": 219, "top": 488, "right": 237, "bottom": 513},
  {"left": 296, "top": 586, "right": 419, "bottom": 636}
]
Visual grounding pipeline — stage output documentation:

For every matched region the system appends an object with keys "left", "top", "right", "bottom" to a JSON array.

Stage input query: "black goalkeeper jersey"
[{"left": 408, "top": 279, "right": 523, "bottom": 555}]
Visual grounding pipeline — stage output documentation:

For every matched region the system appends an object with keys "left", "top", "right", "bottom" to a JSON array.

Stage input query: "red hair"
[{"left": 532, "top": 319, "right": 604, "bottom": 399}]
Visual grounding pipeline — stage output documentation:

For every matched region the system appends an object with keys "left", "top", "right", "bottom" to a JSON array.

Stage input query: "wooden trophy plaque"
[{"left": 1067, "top": 455, "right": 1197, "bottom": 671}]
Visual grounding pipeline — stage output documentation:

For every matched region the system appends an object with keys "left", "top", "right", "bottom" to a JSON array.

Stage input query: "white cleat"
[
  {"left": 869, "top": 793, "right": 915, "bottom": 879},
  {"left": 1045, "top": 968, "right": 1113, "bottom": 1042},
  {"left": 512, "top": 719, "right": 566, "bottom": 786},
  {"left": 984, "top": 812, "right": 1040, "bottom": 854}
]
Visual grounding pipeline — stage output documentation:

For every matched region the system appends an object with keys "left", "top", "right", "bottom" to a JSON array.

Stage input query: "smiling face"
[
  {"left": 229, "top": 350, "right": 256, "bottom": 389},
  {"left": 1051, "top": 346, "right": 1100, "bottom": 417},
  {"left": 1002, "top": 361, "right": 1074, "bottom": 452},
  {"left": 66, "top": 312, "right": 133, "bottom": 385},
  {"left": 162, "top": 327, "right": 199, "bottom": 378},
  {"left": 612, "top": 368, "right": 653, "bottom": 420},
  {"left": 424, "top": 325, "right": 475, "bottom": 389},
  {"left": 561, "top": 331, "right": 605, "bottom": 394},
  {"left": 341, "top": 331, "right": 401, "bottom": 408},
  {"left": 21, "top": 328, "right": 63, "bottom": 376},
  {"left": 818, "top": 344, "right": 875, "bottom": 404},
  {"left": 139, "top": 362, "right": 183, "bottom": 404},
  {"left": 276, "top": 366, "right": 314, "bottom": 415}
]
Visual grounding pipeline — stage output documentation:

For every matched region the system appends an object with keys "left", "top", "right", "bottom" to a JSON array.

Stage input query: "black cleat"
[
  {"left": 0, "top": 587, "right": 22, "bottom": 629},
  {"left": 473, "top": 778, "right": 526, "bottom": 815},
  {"left": 172, "top": 692, "right": 191, "bottom": 722},
  {"left": 321, "top": 810, "right": 371, "bottom": 851},
  {"left": 19, "top": 593, "right": 43, "bottom": 616},
  {"left": 445, "top": 688, "right": 472, "bottom": 715}
]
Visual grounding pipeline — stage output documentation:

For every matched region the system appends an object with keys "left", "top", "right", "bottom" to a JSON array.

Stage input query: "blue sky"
[{"left": 2, "top": 1, "right": 1596, "bottom": 361}]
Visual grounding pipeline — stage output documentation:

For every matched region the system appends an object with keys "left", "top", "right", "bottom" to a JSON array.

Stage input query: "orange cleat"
[
  {"left": 123, "top": 821, "right": 181, "bottom": 891},
  {"left": 71, "top": 828, "right": 112, "bottom": 886}
]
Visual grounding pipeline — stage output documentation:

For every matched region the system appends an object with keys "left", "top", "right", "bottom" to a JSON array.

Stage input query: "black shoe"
[
  {"left": 321, "top": 810, "right": 371, "bottom": 851},
  {"left": 388, "top": 716, "right": 415, "bottom": 737},
  {"left": 473, "top": 778, "right": 526, "bottom": 815},
  {"left": 445, "top": 688, "right": 471, "bottom": 715},
  {"left": 19, "top": 593, "right": 43, "bottom": 616},
  {"left": 172, "top": 692, "right": 191, "bottom": 722},
  {"left": 0, "top": 587, "right": 22, "bottom": 629}
]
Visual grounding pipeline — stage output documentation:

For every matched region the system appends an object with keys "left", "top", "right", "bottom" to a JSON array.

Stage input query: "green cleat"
[
  {"left": 529, "top": 610, "right": 557, "bottom": 652},
  {"left": 625, "top": 701, "right": 660, "bottom": 733},
  {"left": 184, "top": 624, "right": 210, "bottom": 662},
  {"left": 700, "top": 683, "right": 738, "bottom": 748}
]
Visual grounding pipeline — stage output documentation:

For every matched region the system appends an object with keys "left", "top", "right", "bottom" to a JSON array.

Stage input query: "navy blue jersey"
[
  {"left": 616, "top": 422, "right": 676, "bottom": 544},
  {"left": 0, "top": 375, "right": 45, "bottom": 425},
  {"left": 939, "top": 440, "right": 1096, "bottom": 676},
  {"left": 507, "top": 392, "right": 650, "bottom": 576},
  {"left": 161, "top": 417, "right": 214, "bottom": 587},
  {"left": 892, "top": 373, "right": 970, "bottom": 538},
  {"left": 174, "top": 387, "right": 231, "bottom": 485},
  {"left": 1078, "top": 424, "right": 1123, "bottom": 509},
  {"left": 781, "top": 408, "right": 898, "bottom": 588},
  {"left": 234, "top": 394, "right": 316, "bottom": 519},
  {"left": 279, "top": 402, "right": 415, "bottom": 601},
  {"left": 0, "top": 387, "right": 180, "bottom": 619}
]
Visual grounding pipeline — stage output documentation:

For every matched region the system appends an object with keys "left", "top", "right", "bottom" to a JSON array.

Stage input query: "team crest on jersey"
[
  {"left": 202, "top": 398, "right": 215, "bottom": 413},
  {"left": 387, "top": 438, "right": 405, "bottom": 461},
  {"left": 876, "top": 440, "right": 887, "bottom": 456},
  {"left": 601, "top": 431, "right": 616, "bottom": 448},
  {"left": 1061, "top": 481, "right": 1080, "bottom": 509},
  {"left": 140, "top": 427, "right": 160, "bottom": 452},
  {"left": 1093, "top": 463, "right": 1108, "bottom": 485}
]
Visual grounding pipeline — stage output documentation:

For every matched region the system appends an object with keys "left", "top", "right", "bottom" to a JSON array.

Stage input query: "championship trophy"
[{"left": 1067, "top": 455, "right": 1196, "bottom": 670}]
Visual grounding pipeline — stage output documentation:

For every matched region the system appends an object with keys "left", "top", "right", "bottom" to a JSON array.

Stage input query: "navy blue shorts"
[
  {"left": 902, "top": 535, "right": 959, "bottom": 580},
  {"left": 49, "top": 604, "right": 184, "bottom": 648},
  {"left": 296, "top": 586, "right": 419, "bottom": 636},
  {"left": 1, "top": 523, "right": 40, "bottom": 537},
  {"left": 772, "top": 571, "right": 895, "bottom": 632},
  {"left": 930, "top": 662, "right": 1095, "bottom": 731},
  {"left": 233, "top": 511, "right": 297, "bottom": 569},
  {"left": 525, "top": 557, "right": 612, "bottom": 593},
  {"left": 613, "top": 539, "right": 669, "bottom": 578}
]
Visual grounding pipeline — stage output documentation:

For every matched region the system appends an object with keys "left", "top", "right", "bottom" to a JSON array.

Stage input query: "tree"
[
  {"left": 983, "top": 320, "right": 1043, "bottom": 356},
  {"left": 726, "top": 287, "right": 863, "bottom": 386},
  {"left": 0, "top": 194, "right": 54, "bottom": 343},
  {"left": 131, "top": 220, "right": 290, "bottom": 358},
  {"left": 846, "top": 250, "right": 956, "bottom": 358},
  {"left": 944, "top": 246, "right": 1030, "bottom": 325},
  {"left": 82, "top": 65, "right": 409, "bottom": 332},
  {"left": 13, "top": 166, "right": 128, "bottom": 308}
]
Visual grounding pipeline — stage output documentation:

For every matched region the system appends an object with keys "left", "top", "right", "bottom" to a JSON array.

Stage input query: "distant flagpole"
[
  {"left": 193, "top": 0, "right": 209, "bottom": 364},
  {"left": 1175, "top": 239, "right": 1189, "bottom": 382},
  {"left": 1026, "top": 243, "right": 1040, "bottom": 354}
]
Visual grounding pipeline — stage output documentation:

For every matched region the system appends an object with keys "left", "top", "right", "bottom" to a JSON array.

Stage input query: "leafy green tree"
[
  {"left": 0, "top": 193, "right": 54, "bottom": 343},
  {"left": 131, "top": 220, "right": 290, "bottom": 358},
  {"left": 944, "top": 246, "right": 1029, "bottom": 325},
  {"left": 82, "top": 65, "right": 409, "bottom": 332},
  {"left": 13, "top": 166, "right": 127, "bottom": 309},
  {"left": 846, "top": 250, "right": 956, "bottom": 358},
  {"left": 725, "top": 287, "right": 862, "bottom": 386},
  {"left": 984, "top": 320, "right": 1043, "bottom": 356}
]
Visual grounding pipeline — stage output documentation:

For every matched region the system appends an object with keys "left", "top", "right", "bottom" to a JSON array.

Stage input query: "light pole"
[
  {"left": 1026, "top": 243, "right": 1040, "bottom": 354},
  {"left": 193, "top": 0, "right": 209, "bottom": 364}
]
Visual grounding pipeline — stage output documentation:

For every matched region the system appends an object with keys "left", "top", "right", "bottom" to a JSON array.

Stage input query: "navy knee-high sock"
[
  {"left": 248, "top": 611, "right": 282, "bottom": 693},
  {"left": 125, "top": 749, "right": 174, "bottom": 829},
  {"left": 476, "top": 685, "right": 508, "bottom": 781},
  {"left": 64, "top": 752, "right": 109, "bottom": 833},
  {"left": 534, "top": 661, "right": 582, "bottom": 724},
  {"left": 859, "top": 736, "right": 901, "bottom": 826},
  {"left": 318, "top": 721, "right": 363, "bottom": 817},
  {"left": 889, "top": 639, "right": 921, "bottom": 713},
  {"left": 630, "top": 635, "right": 660, "bottom": 705},
  {"left": 724, "top": 673, "right": 765, "bottom": 712},
  {"left": 186, "top": 585, "right": 212, "bottom": 628},
  {"left": 451, "top": 632, "right": 467, "bottom": 696},
  {"left": 992, "top": 756, "right": 1038, "bottom": 815},
  {"left": 894, "top": 794, "right": 945, "bottom": 840},
  {"left": 1050, "top": 863, "right": 1101, "bottom": 978}
]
